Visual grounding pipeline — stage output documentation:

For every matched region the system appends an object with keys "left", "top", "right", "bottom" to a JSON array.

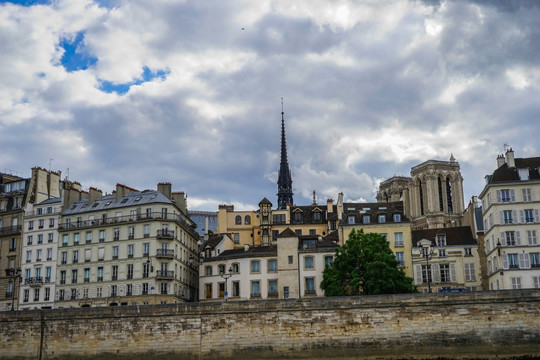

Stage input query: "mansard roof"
[
  {"left": 489, "top": 157, "right": 540, "bottom": 183},
  {"left": 411, "top": 226, "right": 477, "bottom": 247},
  {"left": 62, "top": 190, "right": 173, "bottom": 215},
  {"left": 340, "top": 201, "right": 409, "bottom": 225}
]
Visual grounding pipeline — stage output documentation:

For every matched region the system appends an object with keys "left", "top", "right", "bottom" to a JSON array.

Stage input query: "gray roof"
[
  {"left": 37, "top": 197, "right": 61, "bottom": 205},
  {"left": 474, "top": 207, "right": 484, "bottom": 232},
  {"left": 62, "top": 190, "right": 173, "bottom": 215}
]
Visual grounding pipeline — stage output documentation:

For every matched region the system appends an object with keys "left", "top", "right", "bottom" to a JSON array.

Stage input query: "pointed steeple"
[{"left": 277, "top": 98, "right": 293, "bottom": 209}]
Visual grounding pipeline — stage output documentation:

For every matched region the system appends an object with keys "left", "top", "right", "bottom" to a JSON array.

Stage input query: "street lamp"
[
  {"left": 496, "top": 239, "right": 504, "bottom": 289},
  {"left": 5, "top": 267, "right": 21, "bottom": 311},
  {"left": 418, "top": 239, "right": 434, "bottom": 293},
  {"left": 220, "top": 267, "right": 233, "bottom": 301}
]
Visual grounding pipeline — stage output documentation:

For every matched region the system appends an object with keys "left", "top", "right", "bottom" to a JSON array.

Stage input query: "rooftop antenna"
[{"left": 503, "top": 142, "right": 510, "bottom": 152}]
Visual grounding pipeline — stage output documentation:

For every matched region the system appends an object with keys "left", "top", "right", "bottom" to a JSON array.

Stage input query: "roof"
[
  {"left": 37, "top": 197, "right": 61, "bottom": 205},
  {"left": 258, "top": 197, "right": 272, "bottom": 206},
  {"left": 289, "top": 204, "right": 329, "bottom": 224},
  {"left": 203, "top": 234, "right": 227, "bottom": 250},
  {"left": 278, "top": 228, "right": 296, "bottom": 238},
  {"left": 411, "top": 226, "right": 477, "bottom": 247},
  {"left": 209, "top": 245, "right": 278, "bottom": 261},
  {"left": 341, "top": 201, "right": 409, "bottom": 224},
  {"left": 489, "top": 157, "right": 540, "bottom": 183},
  {"left": 62, "top": 190, "right": 173, "bottom": 215}
]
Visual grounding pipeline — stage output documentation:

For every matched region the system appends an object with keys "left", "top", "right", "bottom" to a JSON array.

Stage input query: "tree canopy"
[{"left": 320, "top": 229, "right": 416, "bottom": 296}]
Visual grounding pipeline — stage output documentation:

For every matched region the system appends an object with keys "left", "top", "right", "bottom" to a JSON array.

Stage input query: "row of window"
[
  {"left": 61, "top": 224, "right": 159, "bottom": 246},
  {"left": 417, "top": 263, "right": 476, "bottom": 283},
  {"left": 203, "top": 256, "right": 335, "bottom": 276},
  {"left": 484, "top": 188, "right": 534, "bottom": 209},
  {"left": 26, "top": 233, "right": 54, "bottom": 245},
  {"left": 56, "top": 282, "right": 169, "bottom": 301},
  {"left": 58, "top": 263, "right": 157, "bottom": 284},
  {"left": 27, "top": 218, "right": 55, "bottom": 230},
  {"left": 26, "top": 248, "right": 54, "bottom": 263},
  {"left": 63, "top": 208, "right": 169, "bottom": 227},
  {"left": 347, "top": 213, "right": 402, "bottom": 225},
  {"left": 490, "top": 276, "right": 540, "bottom": 290},
  {"left": 204, "top": 277, "right": 317, "bottom": 299},
  {"left": 485, "top": 209, "right": 540, "bottom": 228}
]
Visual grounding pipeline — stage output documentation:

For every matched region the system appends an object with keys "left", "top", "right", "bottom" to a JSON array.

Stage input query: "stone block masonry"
[{"left": 0, "top": 290, "right": 539, "bottom": 359}]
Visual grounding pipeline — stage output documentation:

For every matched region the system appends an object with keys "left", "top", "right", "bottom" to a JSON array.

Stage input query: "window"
[
  {"left": 421, "top": 265, "right": 432, "bottom": 284},
  {"left": 505, "top": 231, "right": 516, "bottom": 246},
  {"left": 28, "top": 221, "right": 34, "bottom": 230},
  {"left": 394, "top": 232, "right": 403, "bottom": 246},
  {"left": 26, "top": 250, "right": 32, "bottom": 263},
  {"left": 142, "top": 283, "right": 149, "bottom": 295},
  {"left": 464, "top": 263, "right": 476, "bottom": 282},
  {"left": 27, "top": 235, "right": 33, "bottom": 245},
  {"left": 48, "top": 233, "right": 53, "bottom": 243},
  {"left": 72, "top": 250, "right": 79, "bottom": 263},
  {"left": 244, "top": 215, "right": 251, "bottom": 225},
  {"left": 294, "top": 212, "right": 303, "bottom": 224},
  {"left": 439, "top": 249, "right": 446, "bottom": 257},
  {"left": 393, "top": 214, "right": 401, "bottom": 222},
  {"left": 511, "top": 277, "right": 522, "bottom": 289},
  {"left": 522, "top": 188, "right": 532, "bottom": 202},
  {"left": 36, "top": 249, "right": 42, "bottom": 261},
  {"left": 251, "top": 260, "right": 260, "bottom": 273},
  {"left": 47, "top": 248, "right": 53, "bottom": 261},
  {"left": 84, "top": 268, "right": 90, "bottom": 282},
  {"left": 128, "top": 226, "right": 134, "bottom": 239},
  {"left": 272, "top": 230, "right": 279, "bottom": 242},
  {"left": 49, "top": 218, "right": 54, "bottom": 228},
  {"left": 39, "top": 219, "right": 44, "bottom": 229},
  {"left": 45, "top": 267, "right": 51, "bottom": 282},
  {"left": 37, "top": 234, "right": 43, "bottom": 244},
  {"left": 273, "top": 214, "right": 285, "bottom": 224},
  {"left": 71, "top": 269, "right": 78, "bottom": 284},
  {"left": 34, "top": 288, "right": 40, "bottom": 301},
  {"left": 98, "top": 230, "right": 105, "bottom": 243},
  {"left": 113, "top": 246, "right": 119, "bottom": 259},
  {"left": 267, "top": 259, "right": 277, "bottom": 272},
  {"left": 234, "top": 215, "right": 241, "bottom": 225},
  {"left": 143, "top": 263, "right": 150, "bottom": 278},
  {"left": 126, "top": 284, "right": 133, "bottom": 296},
  {"left": 112, "top": 265, "right": 118, "bottom": 281},
  {"left": 96, "top": 287, "right": 103, "bottom": 297},
  {"left": 97, "top": 267, "right": 103, "bottom": 281},
  {"left": 144, "top": 225, "right": 150, "bottom": 238},
  {"left": 503, "top": 210, "right": 513, "bottom": 224},
  {"left": 508, "top": 254, "right": 519, "bottom": 269},
  {"left": 361, "top": 215, "right": 369, "bottom": 224},
  {"left": 62, "top": 234, "right": 68, "bottom": 247},
  {"left": 251, "top": 281, "right": 261, "bottom": 297},
  {"left": 524, "top": 209, "right": 534, "bottom": 223},
  {"left": 128, "top": 244, "right": 134, "bottom": 258},
  {"left": 348, "top": 215, "right": 355, "bottom": 224},
  {"left": 534, "top": 277, "right": 540, "bottom": 289},
  {"left": 232, "top": 263, "right": 240, "bottom": 273},
  {"left": 309, "top": 229, "right": 316, "bottom": 235},
  {"left": 501, "top": 189, "right": 511, "bottom": 203},
  {"left": 73, "top": 233, "right": 79, "bottom": 245},
  {"left": 288, "top": 256, "right": 293, "bottom": 264},
  {"left": 440, "top": 264, "right": 451, "bottom": 282},
  {"left": 59, "top": 289, "right": 65, "bottom": 300},
  {"left": 98, "top": 247, "right": 104, "bottom": 261},
  {"left": 219, "top": 282, "right": 225, "bottom": 298},
  {"left": 304, "top": 256, "right": 314, "bottom": 269},
  {"left": 395, "top": 252, "right": 404, "bottom": 266},
  {"left": 313, "top": 212, "right": 321, "bottom": 223},
  {"left": 324, "top": 256, "right": 333, "bottom": 267},
  {"left": 86, "top": 232, "right": 92, "bottom": 244},
  {"left": 464, "top": 248, "right": 473, "bottom": 256},
  {"left": 205, "top": 284, "right": 212, "bottom": 299},
  {"left": 268, "top": 280, "right": 278, "bottom": 297},
  {"left": 379, "top": 233, "right": 387, "bottom": 240},
  {"left": 378, "top": 214, "right": 386, "bottom": 223},
  {"left": 305, "top": 277, "right": 315, "bottom": 295},
  {"left": 24, "top": 289, "right": 29, "bottom": 303},
  {"left": 530, "top": 253, "right": 540, "bottom": 268},
  {"left": 436, "top": 234, "right": 446, "bottom": 247},
  {"left": 44, "top": 287, "right": 50, "bottom": 301},
  {"left": 61, "top": 251, "right": 67, "bottom": 264},
  {"left": 113, "top": 228, "right": 119, "bottom": 241},
  {"left": 293, "top": 229, "right": 301, "bottom": 237},
  {"left": 232, "top": 281, "right": 240, "bottom": 297},
  {"left": 218, "top": 264, "right": 225, "bottom": 274},
  {"left": 143, "top": 243, "right": 150, "bottom": 256},
  {"left": 127, "top": 264, "right": 134, "bottom": 279},
  {"left": 111, "top": 285, "right": 118, "bottom": 297},
  {"left": 204, "top": 266, "right": 212, "bottom": 276}
]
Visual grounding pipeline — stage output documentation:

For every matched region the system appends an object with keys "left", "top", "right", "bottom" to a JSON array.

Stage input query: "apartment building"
[
  {"left": 480, "top": 149, "right": 540, "bottom": 290},
  {"left": 55, "top": 183, "right": 199, "bottom": 307}
]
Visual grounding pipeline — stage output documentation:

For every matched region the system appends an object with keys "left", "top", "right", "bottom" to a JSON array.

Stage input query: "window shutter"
[
  {"left": 414, "top": 265, "right": 422, "bottom": 285},
  {"left": 522, "top": 188, "right": 527, "bottom": 201},
  {"left": 524, "top": 253, "right": 530, "bottom": 269},
  {"left": 520, "top": 210, "right": 525, "bottom": 223},
  {"left": 464, "top": 263, "right": 470, "bottom": 282},
  {"left": 499, "top": 211, "right": 504, "bottom": 225},
  {"left": 500, "top": 232, "right": 506, "bottom": 246},
  {"left": 519, "top": 253, "right": 526, "bottom": 269},
  {"left": 516, "top": 231, "right": 521, "bottom": 245},
  {"left": 502, "top": 254, "right": 508, "bottom": 270},
  {"left": 449, "top": 263, "right": 456, "bottom": 282},
  {"left": 469, "top": 263, "right": 476, "bottom": 281},
  {"left": 510, "top": 189, "right": 515, "bottom": 202},
  {"left": 535, "top": 209, "right": 540, "bottom": 223},
  {"left": 496, "top": 190, "right": 501, "bottom": 203},
  {"left": 432, "top": 264, "right": 441, "bottom": 283},
  {"left": 512, "top": 210, "right": 517, "bottom": 223}
]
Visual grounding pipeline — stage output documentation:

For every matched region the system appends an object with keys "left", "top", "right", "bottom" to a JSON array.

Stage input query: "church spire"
[{"left": 277, "top": 98, "right": 293, "bottom": 209}]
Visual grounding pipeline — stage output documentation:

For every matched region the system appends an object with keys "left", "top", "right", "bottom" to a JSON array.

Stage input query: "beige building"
[
  {"left": 198, "top": 230, "right": 338, "bottom": 301},
  {"left": 55, "top": 183, "right": 199, "bottom": 307},
  {"left": 480, "top": 149, "right": 540, "bottom": 290},
  {"left": 411, "top": 227, "right": 482, "bottom": 293}
]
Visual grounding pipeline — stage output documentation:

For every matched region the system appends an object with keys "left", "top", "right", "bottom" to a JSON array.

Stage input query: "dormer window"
[
  {"left": 436, "top": 234, "right": 447, "bottom": 247},
  {"left": 393, "top": 213, "right": 401, "bottom": 222},
  {"left": 363, "top": 215, "right": 370, "bottom": 224},
  {"left": 348, "top": 215, "right": 355, "bottom": 224},
  {"left": 378, "top": 214, "right": 386, "bottom": 223},
  {"left": 313, "top": 212, "right": 321, "bottom": 223},
  {"left": 518, "top": 168, "right": 529, "bottom": 181}
]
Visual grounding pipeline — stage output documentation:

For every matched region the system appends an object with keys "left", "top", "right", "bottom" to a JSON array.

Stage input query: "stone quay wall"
[{"left": 1, "top": 290, "right": 539, "bottom": 360}]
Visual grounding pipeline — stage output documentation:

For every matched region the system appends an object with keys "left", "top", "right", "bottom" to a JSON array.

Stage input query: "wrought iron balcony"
[
  {"left": 156, "top": 229, "right": 174, "bottom": 240},
  {"left": 156, "top": 270, "right": 174, "bottom": 280},
  {"left": 156, "top": 249, "right": 175, "bottom": 259},
  {"left": 25, "top": 277, "right": 43, "bottom": 287},
  {"left": 0, "top": 225, "right": 21, "bottom": 235}
]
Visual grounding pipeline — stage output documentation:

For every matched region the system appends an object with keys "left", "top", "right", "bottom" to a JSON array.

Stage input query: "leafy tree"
[{"left": 321, "top": 229, "right": 416, "bottom": 296}]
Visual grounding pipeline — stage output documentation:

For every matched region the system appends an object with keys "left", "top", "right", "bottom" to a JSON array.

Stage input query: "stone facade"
[{"left": 0, "top": 290, "right": 539, "bottom": 359}]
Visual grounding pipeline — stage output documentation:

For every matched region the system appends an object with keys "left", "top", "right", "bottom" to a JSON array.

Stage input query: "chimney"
[
  {"left": 497, "top": 154, "right": 505, "bottom": 168},
  {"left": 505, "top": 148, "right": 515, "bottom": 168},
  {"left": 172, "top": 191, "right": 187, "bottom": 213},
  {"left": 337, "top": 192, "right": 344, "bottom": 221},
  {"left": 327, "top": 199, "right": 334, "bottom": 213},
  {"left": 157, "top": 182, "right": 172, "bottom": 200},
  {"left": 89, "top": 187, "right": 103, "bottom": 204},
  {"left": 115, "top": 183, "right": 136, "bottom": 202}
]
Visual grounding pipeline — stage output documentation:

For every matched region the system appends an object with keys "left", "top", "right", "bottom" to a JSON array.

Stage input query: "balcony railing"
[
  {"left": 305, "top": 289, "right": 316, "bottom": 295},
  {"left": 5, "top": 292, "right": 13, "bottom": 299},
  {"left": 0, "top": 225, "right": 22, "bottom": 235},
  {"left": 25, "top": 277, "right": 43, "bottom": 286},
  {"left": 156, "top": 270, "right": 174, "bottom": 280},
  {"left": 156, "top": 249, "right": 175, "bottom": 259},
  {"left": 268, "top": 291, "right": 279, "bottom": 297},
  {"left": 156, "top": 229, "right": 175, "bottom": 239},
  {"left": 58, "top": 212, "right": 199, "bottom": 238}
]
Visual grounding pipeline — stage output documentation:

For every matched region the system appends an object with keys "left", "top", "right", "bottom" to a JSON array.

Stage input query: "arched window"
[
  {"left": 438, "top": 177, "right": 444, "bottom": 212},
  {"left": 419, "top": 180, "right": 425, "bottom": 216},
  {"left": 446, "top": 177, "right": 453, "bottom": 214},
  {"left": 244, "top": 215, "right": 251, "bottom": 225},
  {"left": 235, "top": 215, "right": 241, "bottom": 225}
]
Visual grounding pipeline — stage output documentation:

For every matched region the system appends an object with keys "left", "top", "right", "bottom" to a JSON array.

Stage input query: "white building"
[
  {"left": 480, "top": 149, "right": 540, "bottom": 290},
  {"left": 198, "top": 229, "right": 338, "bottom": 301}
]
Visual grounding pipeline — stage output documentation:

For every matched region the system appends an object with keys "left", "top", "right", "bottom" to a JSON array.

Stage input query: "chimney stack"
[
  {"left": 505, "top": 148, "right": 515, "bottom": 168},
  {"left": 497, "top": 154, "right": 505, "bottom": 168},
  {"left": 157, "top": 182, "right": 172, "bottom": 200},
  {"left": 89, "top": 187, "right": 103, "bottom": 204}
]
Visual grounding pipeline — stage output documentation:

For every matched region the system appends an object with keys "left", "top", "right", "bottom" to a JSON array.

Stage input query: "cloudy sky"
[{"left": 1, "top": 0, "right": 539, "bottom": 211}]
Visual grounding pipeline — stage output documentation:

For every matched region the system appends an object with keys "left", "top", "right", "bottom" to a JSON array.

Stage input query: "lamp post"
[
  {"left": 5, "top": 267, "right": 21, "bottom": 311},
  {"left": 496, "top": 239, "right": 504, "bottom": 290},
  {"left": 220, "top": 267, "right": 233, "bottom": 301},
  {"left": 189, "top": 253, "right": 203, "bottom": 302},
  {"left": 419, "top": 239, "right": 434, "bottom": 293}
]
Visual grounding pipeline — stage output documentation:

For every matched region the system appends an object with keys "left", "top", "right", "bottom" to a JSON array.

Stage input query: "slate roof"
[
  {"left": 340, "top": 201, "right": 409, "bottom": 225},
  {"left": 37, "top": 197, "right": 61, "bottom": 205},
  {"left": 202, "top": 234, "right": 227, "bottom": 250},
  {"left": 210, "top": 245, "right": 278, "bottom": 260},
  {"left": 289, "top": 204, "right": 329, "bottom": 224},
  {"left": 62, "top": 190, "right": 173, "bottom": 215},
  {"left": 489, "top": 157, "right": 540, "bottom": 183},
  {"left": 411, "top": 226, "right": 477, "bottom": 247}
]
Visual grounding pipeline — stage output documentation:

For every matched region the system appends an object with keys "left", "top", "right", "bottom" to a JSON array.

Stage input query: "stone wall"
[{"left": 1, "top": 290, "right": 539, "bottom": 359}]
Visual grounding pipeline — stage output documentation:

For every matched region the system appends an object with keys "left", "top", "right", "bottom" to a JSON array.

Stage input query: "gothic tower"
[{"left": 277, "top": 99, "right": 293, "bottom": 209}]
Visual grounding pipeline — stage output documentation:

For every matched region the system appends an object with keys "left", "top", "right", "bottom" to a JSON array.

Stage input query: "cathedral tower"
[{"left": 277, "top": 99, "right": 293, "bottom": 209}]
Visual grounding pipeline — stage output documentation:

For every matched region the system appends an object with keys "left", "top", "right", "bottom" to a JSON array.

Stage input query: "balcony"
[
  {"left": 0, "top": 225, "right": 21, "bottom": 235},
  {"left": 5, "top": 292, "right": 13, "bottom": 299},
  {"left": 156, "top": 229, "right": 174, "bottom": 240},
  {"left": 156, "top": 270, "right": 174, "bottom": 280},
  {"left": 25, "top": 277, "right": 43, "bottom": 287},
  {"left": 156, "top": 249, "right": 174, "bottom": 259},
  {"left": 268, "top": 291, "right": 279, "bottom": 298}
]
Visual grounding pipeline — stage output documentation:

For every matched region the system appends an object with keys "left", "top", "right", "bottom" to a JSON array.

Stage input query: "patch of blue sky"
[
  {"left": 99, "top": 67, "right": 170, "bottom": 95},
  {"left": 2, "top": 0, "right": 50, "bottom": 5},
  {"left": 60, "top": 32, "right": 98, "bottom": 72}
]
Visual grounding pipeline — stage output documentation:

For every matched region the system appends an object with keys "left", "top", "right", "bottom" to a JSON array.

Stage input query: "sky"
[{"left": 1, "top": 0, "right": 539, "bottom": 212}]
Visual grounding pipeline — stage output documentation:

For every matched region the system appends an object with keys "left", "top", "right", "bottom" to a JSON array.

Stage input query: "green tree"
[{"left": 321, "top": 229, "right": 416, "bottom": 296}]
